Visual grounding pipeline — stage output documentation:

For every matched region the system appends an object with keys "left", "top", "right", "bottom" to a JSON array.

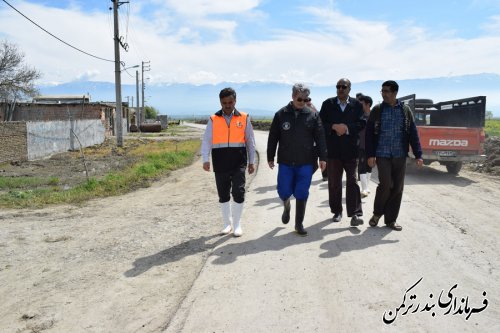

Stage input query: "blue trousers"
[{"left": 277, "top": 164, "right": 313, "bottom": 201}]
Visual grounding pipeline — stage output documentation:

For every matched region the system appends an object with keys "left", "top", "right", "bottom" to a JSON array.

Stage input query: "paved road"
[{"left": 166, "top": 126, "right": 500, "bottom": 332}]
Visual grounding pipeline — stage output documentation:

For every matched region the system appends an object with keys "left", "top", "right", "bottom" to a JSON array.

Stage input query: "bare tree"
[{"left": 0, "top": 41, "right": 41, "bottom": 120}]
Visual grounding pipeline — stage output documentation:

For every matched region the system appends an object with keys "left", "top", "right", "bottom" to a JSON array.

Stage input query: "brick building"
[{"left": 0, "top": 96, "right": 131, "bottom": 162}]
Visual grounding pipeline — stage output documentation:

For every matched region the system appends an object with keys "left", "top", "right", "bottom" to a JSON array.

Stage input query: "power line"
[{"left": 1, "top": 0, "right": 115, "bottom": 63}]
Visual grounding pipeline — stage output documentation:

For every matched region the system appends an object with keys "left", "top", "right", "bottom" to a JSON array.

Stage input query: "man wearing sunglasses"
[
  {"left": 319, "top": 78, "right": 366, "bottom": 227},
  {"left": 267, "top": 83, "right": 327, "bottom": 236}
]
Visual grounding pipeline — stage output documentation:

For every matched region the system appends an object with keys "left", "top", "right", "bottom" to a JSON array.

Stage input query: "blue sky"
[{"left": 1, "top": 0, "right": 500, "bottom": 87}]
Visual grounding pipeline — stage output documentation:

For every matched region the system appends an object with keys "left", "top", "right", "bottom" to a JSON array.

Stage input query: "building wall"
[
  {"left": 1, "top": 101, "right": 126, "bottom": 162},
  {"left": 12, "top": 103, "right": 102, "bottom": 121},
  {"left": 0, "top": 122, "right": 28, "bottom": 163},
  {"left": 26, "top": 120, "right": 105, "bottom": 161},
  {"left": 157, "top": 115, "right": 169, "bottom": 129}
]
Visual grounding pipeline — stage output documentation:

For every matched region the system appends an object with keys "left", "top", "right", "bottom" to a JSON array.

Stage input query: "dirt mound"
[{"left": 468, "top": 136, "right": 500, "bottom": 175}]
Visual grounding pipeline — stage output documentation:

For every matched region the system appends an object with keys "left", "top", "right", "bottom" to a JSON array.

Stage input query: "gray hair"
[{"left": 292, "top": 83, "right": 310, "bottom": 97}]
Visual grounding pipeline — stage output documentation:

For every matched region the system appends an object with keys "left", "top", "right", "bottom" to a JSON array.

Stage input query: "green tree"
[
  {"left": 486, "top": 110, "right": 493, "bottom": 120},
  {"left": 0, "top": 41, "right": 41, "bottom": 120},
  {"left": 144, "top": 105, "right": 159, "bottom": 119}
]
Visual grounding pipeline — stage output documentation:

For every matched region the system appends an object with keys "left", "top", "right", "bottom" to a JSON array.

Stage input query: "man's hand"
[
  {"left": 332, "top": 123, "right": 348, "bottom": 136},
  {"left": 268, "top": 161, "right": 275, "bottom": 169},
  {"left": 248, "top": 164, "right": 255, "bottom": 174},
  {"left": 416, "top": 158, "right": 424, "bottom": 168},
  {"left": 367, "top": 157, "right": 376, "bottom": 168},
  {"left": 203, "top": 162, "right": 210, "bottom": 171},
  {"left": 319, "top": 161, "right": 327, "bottom": 171}
]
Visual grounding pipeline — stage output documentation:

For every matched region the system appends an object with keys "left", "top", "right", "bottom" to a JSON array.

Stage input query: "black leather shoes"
[
  {"left": 350, "top": 215, "right": 364, "bottom": 227},
  {"left": 332, "top": 213, "right": 342, "bottom": 222},
  {"left": 369, "top": 214, "right": 381, "bottom": 227},
  {"left": 386, "top": 222, "right": 403, "bottom": 231}
]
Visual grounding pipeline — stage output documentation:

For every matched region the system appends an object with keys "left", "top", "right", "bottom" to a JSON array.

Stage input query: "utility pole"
[
  {"left": 141, "top": 60, "right": 151, "bottom": 125},
  {"left": 129, "top": 96, "right": 133, "bottom": 130},
  {"left": 136, "top": 70, "right": 140, "bottom": 127},
  {"left": 112, "top": 0, "right": 129, "bottom": 147}
]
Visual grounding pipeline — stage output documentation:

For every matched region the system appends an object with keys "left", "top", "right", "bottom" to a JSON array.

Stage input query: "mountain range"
[{"left": 38, "top": 73, "right": 500, "bottom": 118}]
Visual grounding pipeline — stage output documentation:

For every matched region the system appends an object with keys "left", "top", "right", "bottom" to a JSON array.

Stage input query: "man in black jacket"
[
  {"left": 319, "top": 78, "right": 366, "bottom": 227},
  {"left": 267, "top": 83, "right": 327, "bottom": 236}
]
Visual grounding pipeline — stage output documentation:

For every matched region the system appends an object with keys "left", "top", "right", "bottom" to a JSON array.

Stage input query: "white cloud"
[
  {"left": 1, "top": 1, "right": 499, "bottom": 87},
  {"left": 481, "top": 15, "right": 500, "bottom": 34},
  {"left": 165, "top": 0, "right": 261, "bottom": 17},
  {"left": 187, "top": 70, "right": 219, "bottom": 85},
  {"left": 76, "top": 70, "right": 100, "bottom": 81}
]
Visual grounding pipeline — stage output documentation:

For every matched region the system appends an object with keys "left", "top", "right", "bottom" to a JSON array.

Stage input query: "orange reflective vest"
[{"left": 211, "top": 111, "right": 248, "bottom": 149}]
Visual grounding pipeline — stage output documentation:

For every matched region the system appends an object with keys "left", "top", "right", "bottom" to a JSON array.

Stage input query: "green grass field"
[
  {"left": 0, "top": 139, "right": 200, "bottom": 209},
  {"left": 485, "top": 119, "right": 500, "bottom": 137}
]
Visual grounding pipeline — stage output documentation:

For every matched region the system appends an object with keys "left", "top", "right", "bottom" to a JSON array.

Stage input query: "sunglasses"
[
  {"left": 336, "top": 85, "right": 349, "bottom": 90},
  {"left": 297, "top": 98, "right": 311, "bottom": 102}
]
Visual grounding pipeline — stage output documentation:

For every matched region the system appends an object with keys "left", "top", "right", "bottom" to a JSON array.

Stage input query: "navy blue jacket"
[{"left": 267, "top": 102, "right": 327, "bottom": 166}]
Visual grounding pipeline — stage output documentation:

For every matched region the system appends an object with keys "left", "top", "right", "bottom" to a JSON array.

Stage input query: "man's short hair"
[
  {"left": 356, "top": 93, "right": 364, "bottom": 100},
  {"left": 382, "top": 80, "right": 399, "bottom": 92},
  {"left": 292, "top": 83, "right": 310, "bottom": 97},
  {"left": 359, "top": 95, "right": 373, "bottom": 107},
  {"left": 219, "top": 87, "right": 236, "bottom": 99}
]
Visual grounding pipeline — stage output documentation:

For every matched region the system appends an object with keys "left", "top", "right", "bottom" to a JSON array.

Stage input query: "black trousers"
[
  {"left": 358, "top": 148, "right": 372, "bottom": 176},
  {"left": 327, "top": 158, "right": 362, "bottom": 217},
  {"left": 373, "top": 157, "right": 407, "bottom": 223},
  {"left": 214, "top": 167, "right": 246, "bottom": 203}
]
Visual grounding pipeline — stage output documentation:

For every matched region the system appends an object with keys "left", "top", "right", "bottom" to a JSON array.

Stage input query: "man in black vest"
[{"left": 319, "top": 78, "right": 366, "bottom": 227}]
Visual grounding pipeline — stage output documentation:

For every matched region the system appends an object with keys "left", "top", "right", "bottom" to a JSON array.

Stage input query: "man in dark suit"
[{"left": 319, "top": 78, "right": 366, "bottom": 227}]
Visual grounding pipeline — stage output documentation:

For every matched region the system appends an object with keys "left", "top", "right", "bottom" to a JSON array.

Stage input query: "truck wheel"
[{"left": 445, "top": 162, "right": 463, "bottom": 175}]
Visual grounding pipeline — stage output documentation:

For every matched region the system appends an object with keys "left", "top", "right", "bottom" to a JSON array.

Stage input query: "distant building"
[
  {"left": 1, "top": 95, "right": 131, "bottom": 137},
  {"left": 0, "top": 96, "right": 132, "bottom": 162}
]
